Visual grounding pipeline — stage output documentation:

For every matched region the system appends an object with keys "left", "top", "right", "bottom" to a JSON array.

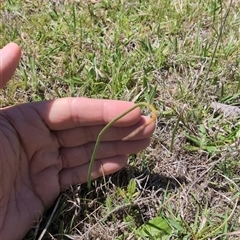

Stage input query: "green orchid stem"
[{"left": 87, "top": 102, "right": 157, "bottom": 190}]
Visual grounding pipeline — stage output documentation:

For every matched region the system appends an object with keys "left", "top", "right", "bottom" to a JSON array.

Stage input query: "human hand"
[{"left": 0, "top": 43, "right": 155, "bottom": 240}]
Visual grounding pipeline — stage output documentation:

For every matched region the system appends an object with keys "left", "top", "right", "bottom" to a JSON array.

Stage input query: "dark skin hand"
[{"left": 0, "top": 43, "right": 155, "bottom": 240}]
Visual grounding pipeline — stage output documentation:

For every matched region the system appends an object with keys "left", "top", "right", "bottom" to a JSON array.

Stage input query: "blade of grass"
[{"left": 87, "top": 102, "right": 157, "bottom": 189}]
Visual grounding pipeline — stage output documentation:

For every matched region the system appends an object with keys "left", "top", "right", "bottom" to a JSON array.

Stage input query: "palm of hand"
[
  {"left": 1, "top": 104, "right": 62, "bottom": 238},
  {"left": 0, "top": 98, "right": 154, "bottom": 240}
]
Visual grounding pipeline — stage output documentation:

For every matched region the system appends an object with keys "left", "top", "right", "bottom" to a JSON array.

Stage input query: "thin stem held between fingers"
[{"left": 87, "top": 102, "right": 157, "bottom": 190}]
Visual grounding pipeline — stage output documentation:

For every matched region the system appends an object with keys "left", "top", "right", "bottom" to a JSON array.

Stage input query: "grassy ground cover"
[{"left": 1, "top": 0, "right": 240, "bottom": 239}]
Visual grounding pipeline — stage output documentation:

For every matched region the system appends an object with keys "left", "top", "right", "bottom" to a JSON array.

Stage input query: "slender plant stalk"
[
  {"left": 87, "top": 102, "right": 157, "bottom": 189},
  {"left": 205, "top": 0, "right": 233, "bottom": 82}
]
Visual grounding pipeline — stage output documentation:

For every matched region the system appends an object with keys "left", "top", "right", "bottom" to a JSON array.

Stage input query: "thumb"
[{"left": 0, "top": 42, "right": 21, "bottom": 88}]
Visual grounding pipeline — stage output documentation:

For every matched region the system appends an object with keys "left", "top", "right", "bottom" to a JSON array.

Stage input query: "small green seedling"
[{"left": 87, "top": 102, "right": 157, "bottom": 189}]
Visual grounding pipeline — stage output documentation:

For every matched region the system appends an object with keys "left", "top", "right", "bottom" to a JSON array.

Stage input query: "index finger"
[{"left": 34, "top": 97, "right": 142, "bottom": 130}]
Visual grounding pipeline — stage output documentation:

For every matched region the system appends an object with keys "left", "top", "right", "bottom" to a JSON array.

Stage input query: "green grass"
[{"left": 1, "top": 0, "right": 240, "bottom": 239}]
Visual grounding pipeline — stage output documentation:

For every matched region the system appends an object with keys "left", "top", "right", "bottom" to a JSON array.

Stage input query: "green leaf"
[
  {"left": 137, "top": 216, "right": 172, "bottom": 239},
  {"left": 105, "top": 196, "right": 112, "bottom": 212},
  {"left": 127, "top": 179, "right": 136, "bottom": 196},
  {"left": 199, "top": 124, "right": 207, "bottom": 146},
  {"left": 167, "top": 218, "right": 185, "bottom": 232}
]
